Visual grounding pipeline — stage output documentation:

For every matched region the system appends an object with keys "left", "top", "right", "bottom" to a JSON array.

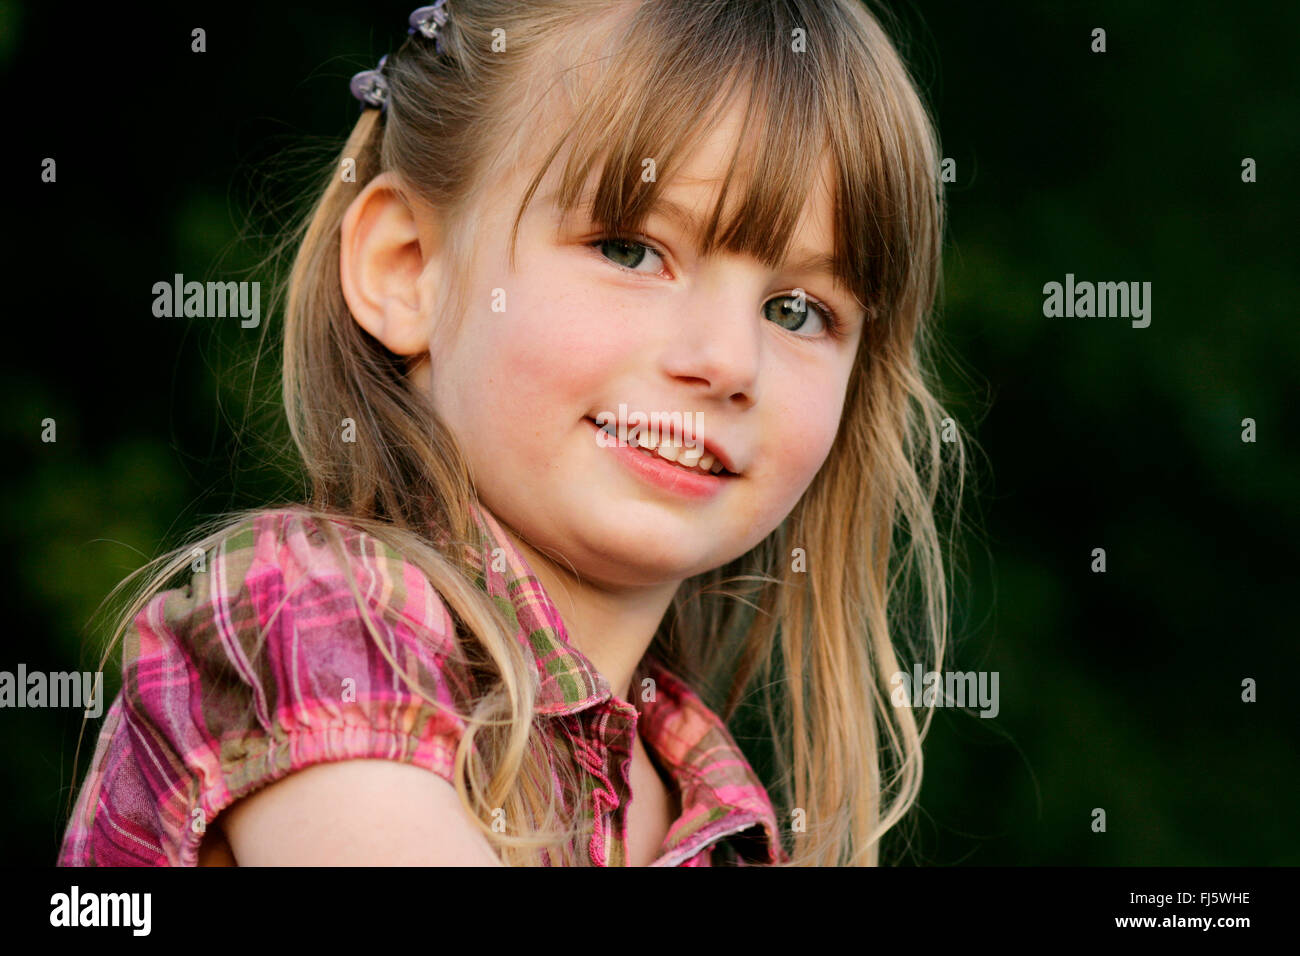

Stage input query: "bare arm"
[{"left": 217, "top": 759, "right": 504, "bottom": 866}]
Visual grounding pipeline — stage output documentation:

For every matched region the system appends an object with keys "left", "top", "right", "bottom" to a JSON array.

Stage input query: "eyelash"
[{"left": 588, "top": 233, "right": 846, "bottom": 338}]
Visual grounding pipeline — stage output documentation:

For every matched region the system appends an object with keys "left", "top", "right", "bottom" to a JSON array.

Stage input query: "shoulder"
[
  {"left": 106, "top": 508, "right": 475, "bottom": 865},
  {"left": 139, "top": 508, "right": 466, "bottom": 682},
  {"left": 173, "top": 508, "right": 459, "bottom": 651},
  {"left": 147, "top": 507, "right": 473, "bottom": 710}
]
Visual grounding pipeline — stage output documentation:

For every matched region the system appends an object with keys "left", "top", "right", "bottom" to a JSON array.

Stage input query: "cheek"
[
  {"left": 765, "top": 389, "right": 844, "bottom": 496},
  {"left": 437, "top": 273, "right": 634, "bottom": 463},
  {"left": 723, "top": 388, "right": 843, "bottom": 562},
  {"left": 492, "top": 279, "right": 634, "bottom": 413}
]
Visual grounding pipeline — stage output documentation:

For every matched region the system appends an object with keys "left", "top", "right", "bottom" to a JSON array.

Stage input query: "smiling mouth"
[{"left": 584, "top": 417, "right": 737, "bottom": 478}]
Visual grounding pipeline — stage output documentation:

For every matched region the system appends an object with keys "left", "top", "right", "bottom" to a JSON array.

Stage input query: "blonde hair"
[{"left": 73, "top": 0, "right": 969, "bottom": 866}]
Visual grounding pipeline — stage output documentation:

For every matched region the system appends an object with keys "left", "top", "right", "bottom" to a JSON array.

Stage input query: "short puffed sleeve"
[{"left": 59, "top": 509, "right": 473, "bottom": 866}]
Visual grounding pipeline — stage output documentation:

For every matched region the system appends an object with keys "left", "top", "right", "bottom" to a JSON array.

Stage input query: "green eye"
[
  {"left": 764, "top": 293, "right": 835, "bottom": 336},
  {"left": 593, "top": 237, "right": 664, "bottom": 273}
]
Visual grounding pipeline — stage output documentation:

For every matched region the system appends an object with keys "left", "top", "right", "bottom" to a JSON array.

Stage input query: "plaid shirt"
[{"left": 59, "top": 502, "right": 787, "bottom": 866}]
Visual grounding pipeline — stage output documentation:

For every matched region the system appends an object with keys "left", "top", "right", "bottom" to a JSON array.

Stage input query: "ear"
[{"left": 339, "top": 172, "right": 441, "bottom": 356}]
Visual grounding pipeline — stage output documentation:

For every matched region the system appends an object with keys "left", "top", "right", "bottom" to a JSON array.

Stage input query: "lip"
[{"left": 584, "top": 418, "right": 734, "bottom": 500}]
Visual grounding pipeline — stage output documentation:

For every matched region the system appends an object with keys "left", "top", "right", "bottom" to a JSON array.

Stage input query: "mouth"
[{"left": 583, "top": 417, "right": 739, "bottom": 478}]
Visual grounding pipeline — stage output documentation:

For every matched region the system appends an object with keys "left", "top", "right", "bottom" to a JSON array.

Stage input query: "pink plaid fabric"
[{"left": 59, "top": 501, "right": 787, "bottom": 866}]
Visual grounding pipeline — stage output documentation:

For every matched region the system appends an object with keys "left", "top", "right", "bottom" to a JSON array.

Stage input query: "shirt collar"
[
  {"left": 459, "top": 498, "right": 785, "bottom": 865},
  {"left": 460, "top": 499, "right": 608, "bottom": 714}
]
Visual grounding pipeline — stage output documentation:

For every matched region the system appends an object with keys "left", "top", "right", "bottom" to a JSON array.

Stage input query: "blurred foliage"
[{"left": 2, "top": 0, "right": 1295, "bottom": 865}]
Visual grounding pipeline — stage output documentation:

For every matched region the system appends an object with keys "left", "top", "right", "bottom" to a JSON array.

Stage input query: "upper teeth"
[{"left": 599, "top": 421, "right": 726, "bottom": 474}]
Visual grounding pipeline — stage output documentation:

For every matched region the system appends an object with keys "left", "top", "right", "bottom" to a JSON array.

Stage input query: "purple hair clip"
[
  {"left": 349, "top": 54, "right": 390, "bottom": 111},
  {"left": 349, "top": 3, "right": 452, "bottom": 110},
  {"left": 408, "top": 1, "right": 451, "bottom": 56}
]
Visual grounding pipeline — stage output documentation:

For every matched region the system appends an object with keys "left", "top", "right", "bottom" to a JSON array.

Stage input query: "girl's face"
[{"left": 423, "top": 106, "right": 865, "bottom": 588}]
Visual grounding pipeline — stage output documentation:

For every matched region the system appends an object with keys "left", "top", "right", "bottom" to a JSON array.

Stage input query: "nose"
[{"left": 658, "top": 275, "right": 760, "bottom": 407}]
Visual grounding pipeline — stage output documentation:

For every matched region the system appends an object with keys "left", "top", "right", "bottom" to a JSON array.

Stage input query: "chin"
[{"left": 567, "top": 523, "right": 716, "bottom": 582}]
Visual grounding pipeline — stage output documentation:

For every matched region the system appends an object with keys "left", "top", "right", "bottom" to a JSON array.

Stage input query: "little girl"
[{"left": 59, "top": 0, "right": 965, "bottom": 866}]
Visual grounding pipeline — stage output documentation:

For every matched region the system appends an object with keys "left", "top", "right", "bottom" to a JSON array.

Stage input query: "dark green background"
[{"left": 3, "top": 0, "right": 1295, "bottom": 865}]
